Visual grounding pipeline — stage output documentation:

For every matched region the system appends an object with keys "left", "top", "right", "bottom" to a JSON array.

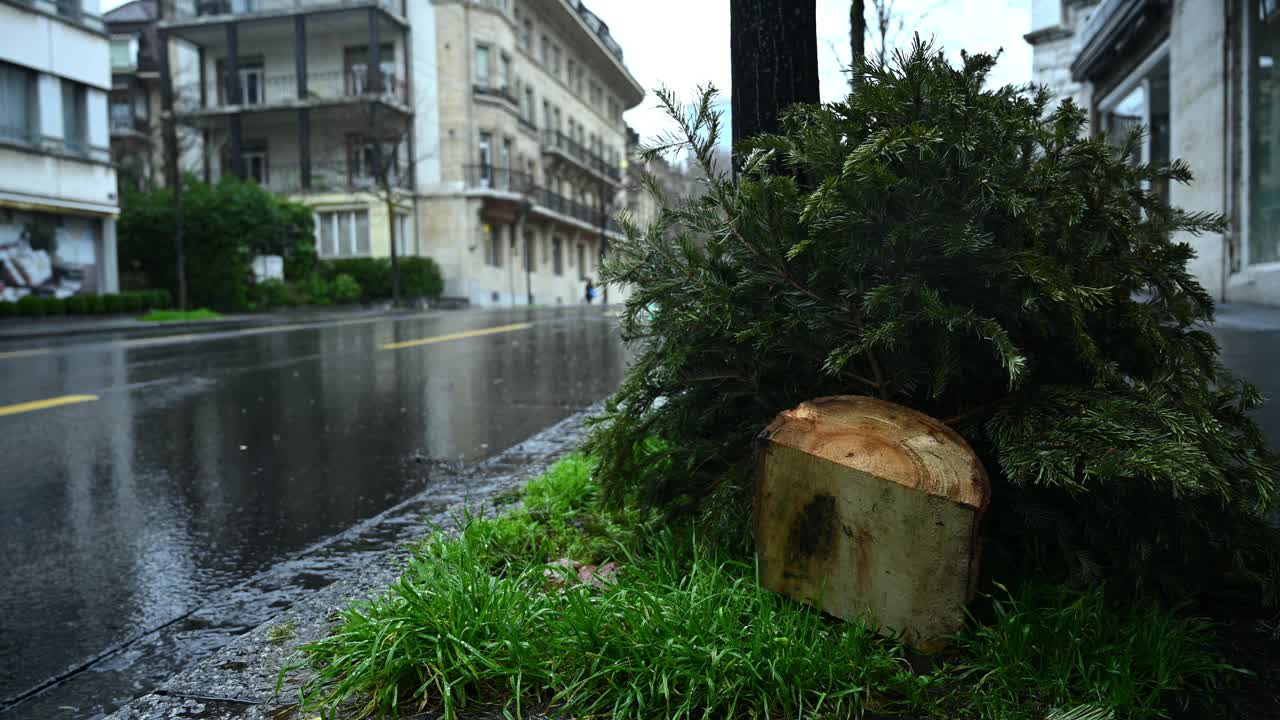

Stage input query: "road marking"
[
  {"left": 381, "top": 322, "right": 533, "bottom": 350},
  {"left": 0, "top": 394, "right": 98, "bottom": 417},
  {"left": 0, "top": 348, "right": 51, "bottom": 361},
  {"left": 120, "top": 334, "right": 200, "bottom": 348}
]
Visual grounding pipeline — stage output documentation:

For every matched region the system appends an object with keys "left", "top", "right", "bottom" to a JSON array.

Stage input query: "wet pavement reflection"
[{"left": 0, "top": 307, "right": 626, "bottom": 718}]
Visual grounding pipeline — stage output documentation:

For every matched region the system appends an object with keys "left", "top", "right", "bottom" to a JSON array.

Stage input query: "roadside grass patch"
[
  {"left": 293, "top": 456, "right": 1239, "bottom": 720},
  {"left": 138, "top": 308, "right": 223, "bottom": 323},
  {"left": 266, "top": 619, "right": 297, "bottom": 645}
]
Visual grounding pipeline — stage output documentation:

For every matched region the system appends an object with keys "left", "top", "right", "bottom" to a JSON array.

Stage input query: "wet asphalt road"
[{"left": 0, "top": 307, "right": 627, "bottom": 718}]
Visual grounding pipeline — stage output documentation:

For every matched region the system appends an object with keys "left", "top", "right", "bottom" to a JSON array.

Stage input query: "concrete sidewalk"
[
  {"left": 93, "top": 410, "right": 592, "bottom": 720},
  {"left": 0, "top": 304, "right": 425, "bottom": 346}
]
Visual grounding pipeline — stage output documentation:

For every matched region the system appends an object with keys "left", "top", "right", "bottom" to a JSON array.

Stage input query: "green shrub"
[
  {"left": 16, "top": 296, "right": 44, "bottom": 317},
  {"left": 119, "top": 176, "right": 312, "bottom": 311},
  {"left": 330, "top": 273, "right": 362, "bottom": 303},
  {"left": 42, "top": 297, "right": 65, "bottom": 316},
  {"left": 0, "top": 301, "right": 15, "bottom": 318},
  {"left": 398, "top": 257, "right": 444, "bottom": 298},
  {"left": 301, "top": 275, "right": 333, "bottom": 306},
  {"left": 250, "top": 279, "right": 289, "bottom": 309},
  {"left": 102, "top": 294, "right": 125, "bottom": 314},
  {"left": 123, "top": 293, "right": 145, "bottom": 312},
  {"left": 147, "top": 289, "right": 173, "bottom": 309},
  {"left": 89, "top": 294, "right": 106, "bottom": 314},
  {"left": 589, "top": 42, "right": 1280, "bottom": 603},
  {"left": 319, "top": 257, "right": 444, "bottom": 300},
  {"left": 65, "top": 295, "right": 90, "bottom": 315}
]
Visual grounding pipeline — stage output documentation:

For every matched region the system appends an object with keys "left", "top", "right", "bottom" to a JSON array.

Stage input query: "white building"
[
  {"left": 150, "top": 0, "right": 643, "bottom": 307},
  {"left": 1027, "top": 0, "right": 1280, "bottom": 307},
  {"left": 1, "top": 0, "right": 120, "bottom": 299}
]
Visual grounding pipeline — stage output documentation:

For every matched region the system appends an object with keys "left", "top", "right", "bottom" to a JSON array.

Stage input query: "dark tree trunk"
[
  {"left": 155, "top": 2, "right": 187, "bottom": 310},
  {"left": 729, "top": 0, "right": 819, "bottom": 162},
  {"left": 851, "top": 0, "right": 866, "bottom": 85}
]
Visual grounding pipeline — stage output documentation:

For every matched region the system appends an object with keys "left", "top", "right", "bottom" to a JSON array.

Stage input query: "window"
[
  {"left": 0, "top": 63, "right": 36, "bottom": 145},
  {"left": 608, "top": 97, "right": 620, "bottom": 123},
  {"left": 500, "top": 138, "right": 512, "bottom": 188},
  {"left": 578, "top": 243, "right": 587, "bottom": 280},
  {"left": 552, "top": 45, "right": 561, "bottom": 77},
  {"left": 1250, "top": 0, "right": 1280, "bottom": 264},
  {"left": 110, "top": 98, "right": 131, "bottom": 131},
  {"left": 61, "top": 81, "right": 87, "bottom": 154},
  {"left": 395, "top": 213, "right": 414, "bottom": 256},
  {"left": 553, "top": 106, "right": 561, "bottom": 133},
  {"left": 1099, "top": 52, "right": 1169, "bottom": 203},
  {"left": 345, "top": 45, "right": 396, "bottom": 96},
  {"left": 242, "top": 146, "right": 268, "bottom": 184},
  {"left": 567, "top": 59, "right": 576, "bottom": 92},
  {"left": 317, "top": 210, "right": 371, "bottom": 258},
  {"left": 542, "top": 100, "right": 551, "bottom": 130},
  {"left": 484, "top": 224, "right": 502, "bottom": 267},
  {"left": 350, "top": 139, "right": 396, "bottom": 185},
  {"left": 540, "top": 35, "right": 550, "bottom": 66},
  {"left": 475, "top": 45, "right": 491, "bottom": 87},
  {"left": 521, "top": 18, "right": 533, "bottom": 50},
  {"left": 110, "top": 35, "right": 138, "bottom": 71},
  {"left": 552, "top": 235, "right": 563, "bottom": 275},
  {"left": 575, "top": 66, "right": 583, "bottom": 95},
  {"left": 478, "top": 132, "right": 493, "bottom": 184},
  {"left": 524, "top": 85, "right": 534, "bottom": 122},
  {"left": 589, "top": 82, "right": 602, "bottom": 109},
  {"left": 499, "top": 53, "right": 511, "bottom": 92}
]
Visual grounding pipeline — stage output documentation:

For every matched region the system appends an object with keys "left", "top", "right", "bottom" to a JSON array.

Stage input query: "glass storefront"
[
  {"left": 1250, "top": 0, "right": 1280, "bottom": 264},
  {"left": 1101, "top": 55, "right": 1170, "bottom": 204}
]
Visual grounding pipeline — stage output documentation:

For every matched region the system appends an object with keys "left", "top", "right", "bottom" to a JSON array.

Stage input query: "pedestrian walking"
[{"left": 585, "top": 279, "right": 596, "bottom": 304}]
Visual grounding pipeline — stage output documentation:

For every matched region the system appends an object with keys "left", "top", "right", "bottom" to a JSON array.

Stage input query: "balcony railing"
[
  {"left": 177, "top": 68, "right": 407, "bottom": 111},
  {"left": 172, "top": 0, "right": 402, "bottom": 19},
  {"left": 462, "top": 164, "right": 622, "bottom": 233},
  {"left": 219, "top": 162, "right": 408, "bottom": 193},
  {"left": 541, "top": 129, "right": 620, "bottom": 183},
  {"left": 464, "top": 164, "right": 534, "bottom": 194},
  {"left": 110, "top": 109, "right": 148, "bottom": 135},
  {"left": 473, "top": 84, "right": 519, "bottom": 107},
  {"left": 11, "top": 0, "right": 105, "bottom": 32}
]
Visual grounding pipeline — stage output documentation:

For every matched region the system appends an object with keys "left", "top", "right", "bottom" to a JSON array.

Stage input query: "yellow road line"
[
  {"left": 0, "top": 394, "right": 98, "bottom": 417},
  {"left": 0, "top": 348, "right": 51, "bottom": 361},
  {"left": 381, "top": 322, "right": 533, "bottom": 351}
]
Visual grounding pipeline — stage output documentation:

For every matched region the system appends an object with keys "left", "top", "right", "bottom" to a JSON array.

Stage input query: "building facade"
[
  {"left": 150, "top": 0, "right": 642, "bottom": 306},
  {"left": 1, "top": 0, "right": 120, "bottom": 300},
  {"left": 1028, "top": 0, "right": 1280, "bottom": 307}
]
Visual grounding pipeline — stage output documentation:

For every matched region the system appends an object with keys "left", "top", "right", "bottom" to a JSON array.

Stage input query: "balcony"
[
  {"left": 224, "top": 162, "right": 409, "bottom": 194},
  {"left": 462, "top": 164, "right": 622, "bottom": 236},
  {"left": 176, "top": 68, "right": 408, "bottom": 113},
  {"left": 464, "top": 164, "right": 534, "bottom": 194},
  {"left": 541, "top": 130, "right": 620, "bottom": 184},
  {"left": 109, "top": 106, "right": 149, "bottom": 138},
  {"left": 169, "top": 0, "right": 403, "bottom": 20},
  {"left": 11, "top": 0, "right": 105, "bottom": 32},
  {"left": 472, "top": 83, "right": 519, "bottom": 108}
]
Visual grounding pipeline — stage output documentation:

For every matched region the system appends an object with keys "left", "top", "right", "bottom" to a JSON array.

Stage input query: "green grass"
[
  {"left": 291, "top": 455, "right": 1239, "bottom": 720},
  {"left": 138, "top": 308, "right": 223, "bottom": 322}
]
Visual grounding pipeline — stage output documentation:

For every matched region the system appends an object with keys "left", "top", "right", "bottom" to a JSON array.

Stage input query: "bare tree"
[{"left": 851, "top": 0, "right": 866, "bottom": 82}]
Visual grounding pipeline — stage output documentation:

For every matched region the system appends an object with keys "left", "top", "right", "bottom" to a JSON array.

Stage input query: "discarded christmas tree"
[{"left": 589, "top": 40, "right": 1280, "bottom": 603}]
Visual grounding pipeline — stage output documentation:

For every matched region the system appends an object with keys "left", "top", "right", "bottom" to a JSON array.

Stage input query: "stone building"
[
  {"left": 149, "top": 0, "right": 642, "bottom": 306},
  {"left": 1027, "top": 0, "right": 1280, "bottom": 306},
  {"left": 1, "top": 0, "right": 120, "bottom": 299}
]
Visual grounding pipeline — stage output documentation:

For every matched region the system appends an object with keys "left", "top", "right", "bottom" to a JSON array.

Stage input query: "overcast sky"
[{"left": 100, "top": 0, "right": 1032, "bottom": 146}]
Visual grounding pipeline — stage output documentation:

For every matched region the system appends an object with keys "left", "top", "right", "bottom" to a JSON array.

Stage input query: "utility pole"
[
  {"left": 728, "top": 0, "right": 819, "bottom": 157},
  {"left": 156, "top": 0, "right": 187, "bottom": 310}
]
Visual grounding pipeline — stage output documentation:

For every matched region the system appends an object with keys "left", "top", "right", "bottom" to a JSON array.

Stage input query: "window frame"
[{"left": 1242, "top": 1, "right": 1280, "bottom": 269}]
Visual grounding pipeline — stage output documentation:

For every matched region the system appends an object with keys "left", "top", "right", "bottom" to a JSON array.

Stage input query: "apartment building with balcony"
[
  {"left": 1, "top": 0, "right": 120, "bottom": 299},
  {"left": 418, "top": 0, "right": 644, "bottom": 305},
  {"left": 1028, "top": 0, "right": 1280, "bottom": 307},
  {"left": 158, "top": 0, "right": 417, "bottom": 263}
]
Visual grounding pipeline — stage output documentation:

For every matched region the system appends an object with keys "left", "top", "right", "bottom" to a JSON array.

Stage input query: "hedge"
[
  {"left": 319, "top": 257, "right": 443, "bottom": 300},
  {"left": 0, "top": 290, "right": 174, "bottom": 319}
]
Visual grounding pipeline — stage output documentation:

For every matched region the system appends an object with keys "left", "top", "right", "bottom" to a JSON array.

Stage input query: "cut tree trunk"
[{"left": 753, "top": 395, "right": 989, "bottom": 652}]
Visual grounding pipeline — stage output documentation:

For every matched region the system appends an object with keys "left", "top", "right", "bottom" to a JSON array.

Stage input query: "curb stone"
[{"left": 101, "top": 408, "right": 597, "bottom": 720}]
